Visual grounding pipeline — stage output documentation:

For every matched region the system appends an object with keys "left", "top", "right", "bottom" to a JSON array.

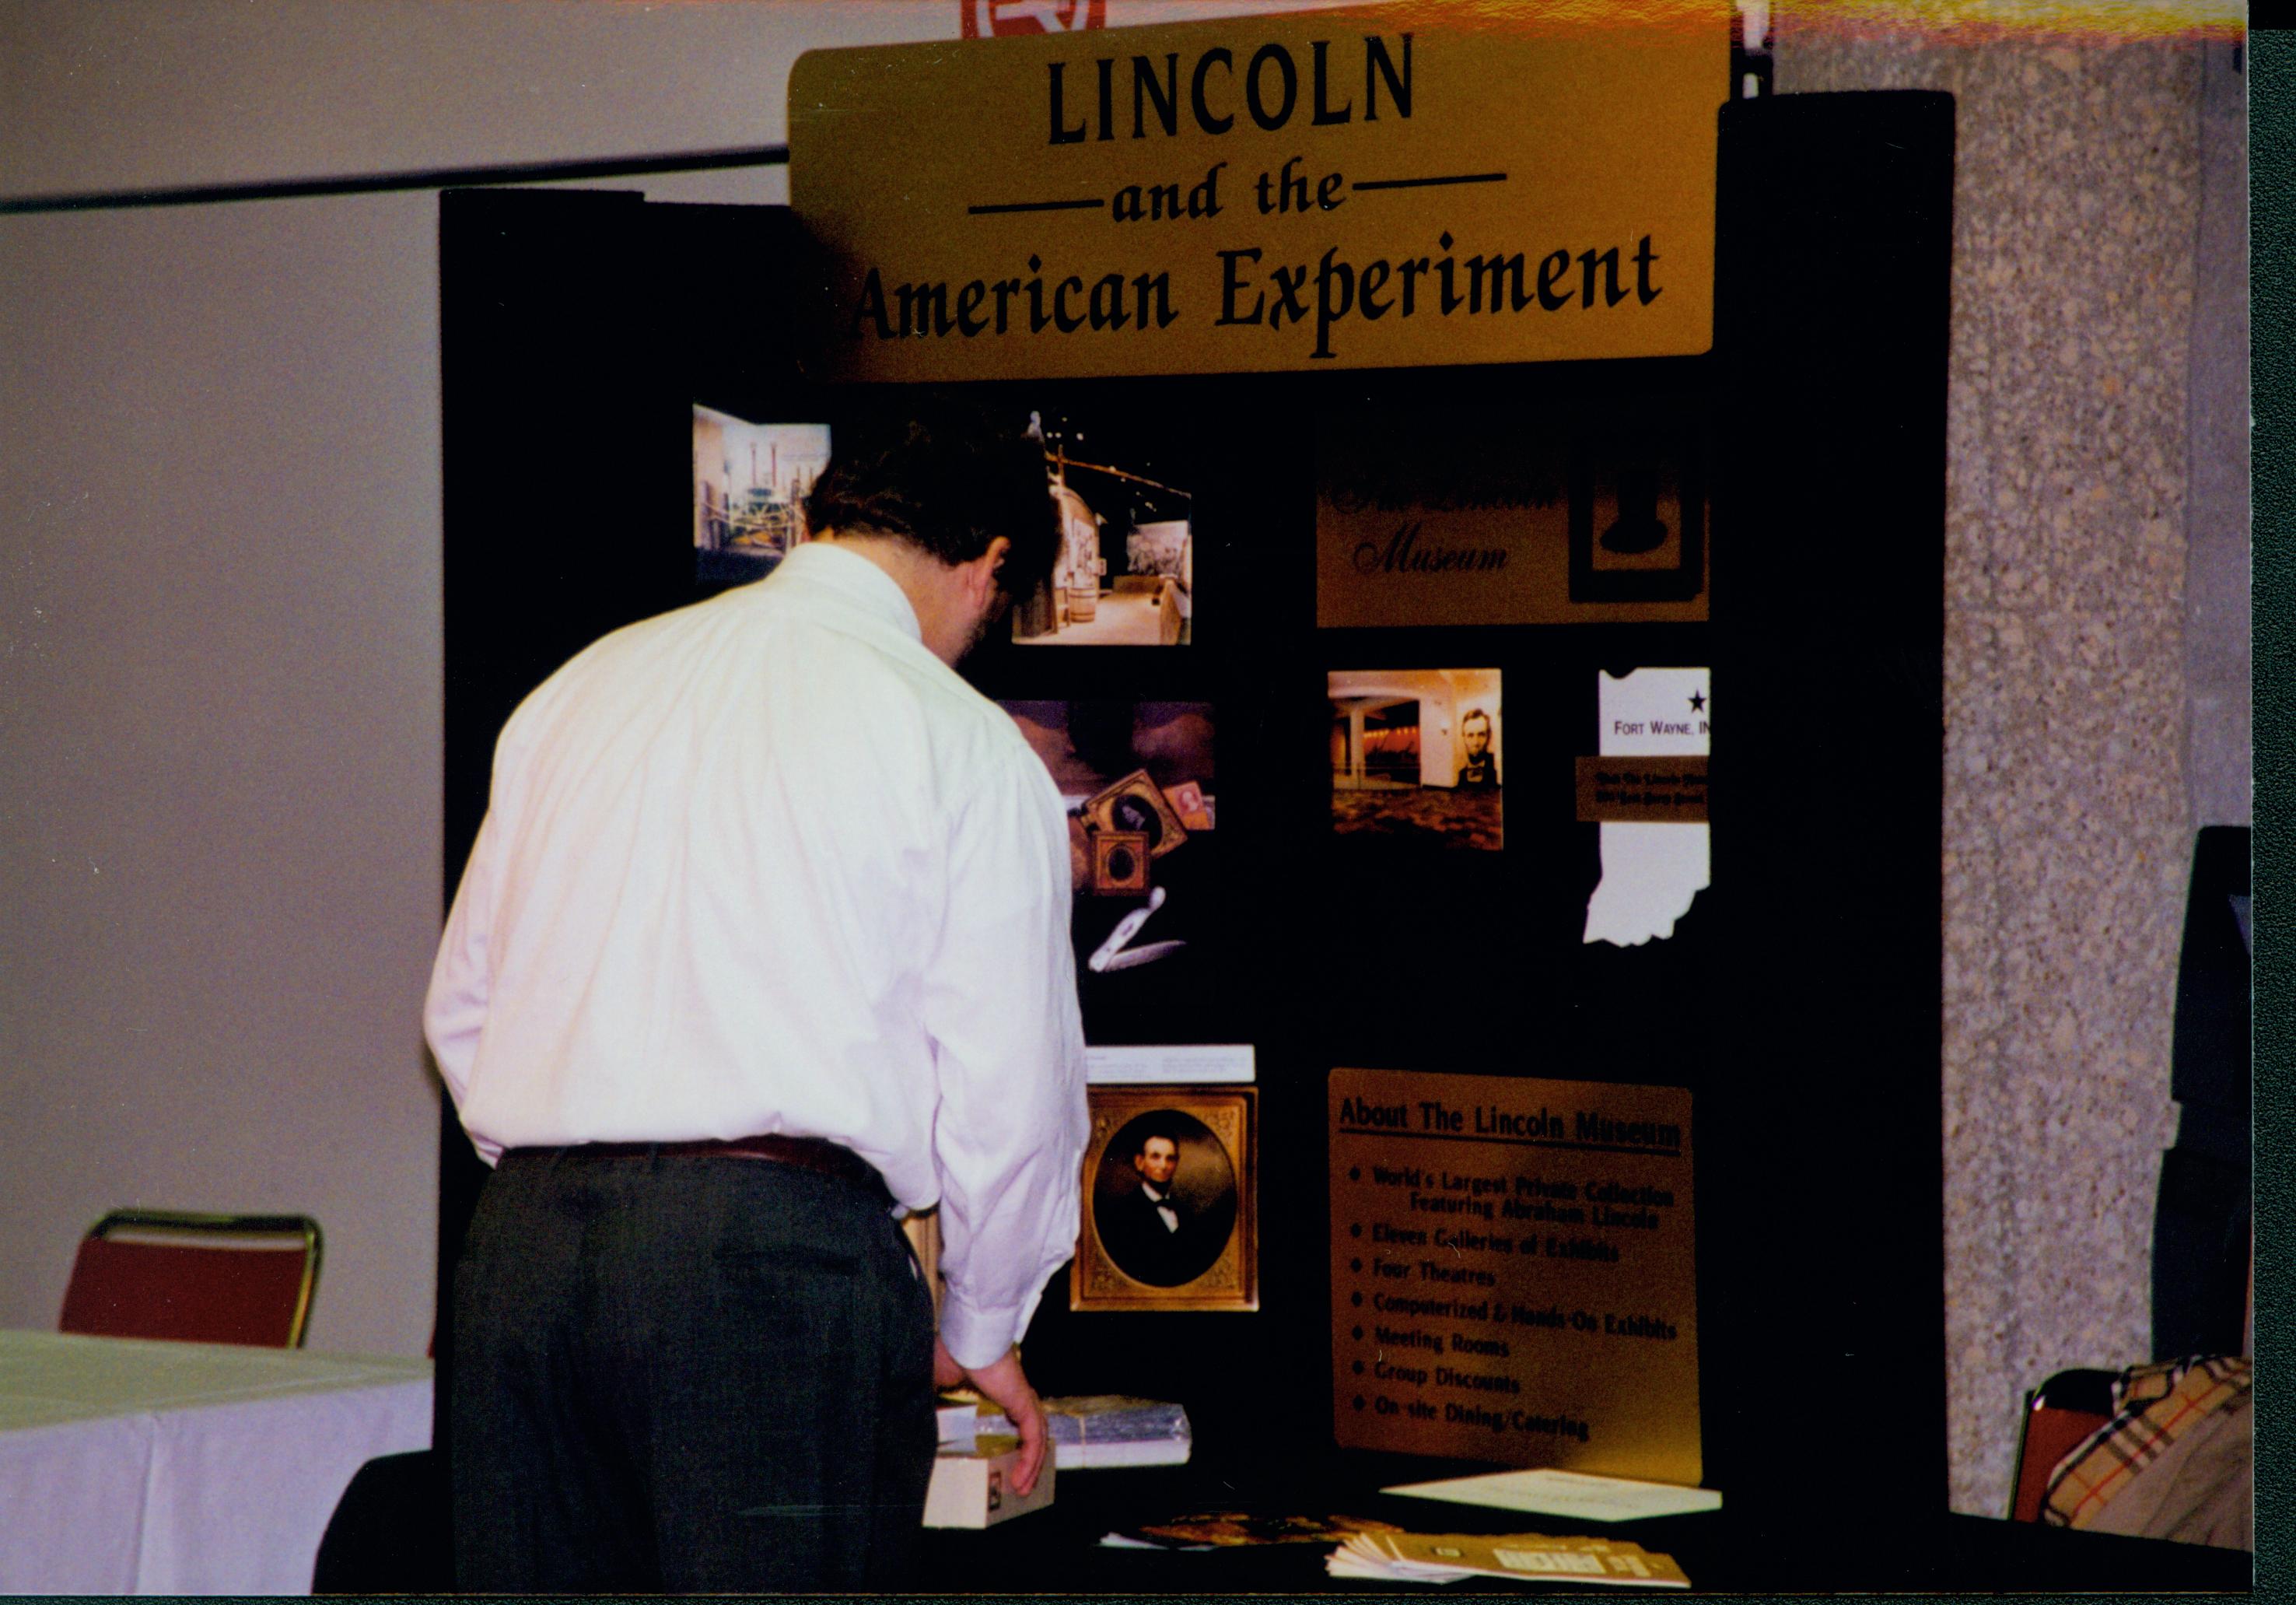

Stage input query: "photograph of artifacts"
[
  {"left": 1074, "top": 1087, "right": 1257, "bottom": 1312},
  {"left": 1328, "top": 669, "right": 1503, "bottom": 852},
  {"left": 1001, "top": 700, "right": 1219, "bottom": 1043},
  {"left": 1010, "top": 404, "right": 1195, "bottom": 647},
  {"left": 691, "top": 408, "right": 831, "bottom": 586}
]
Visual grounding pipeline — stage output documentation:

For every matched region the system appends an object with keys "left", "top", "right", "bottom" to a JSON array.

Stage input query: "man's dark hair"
[
  {"left": 1461, "top": 708, "right": 1491, "bottom": 732},
  {"left": 1136, "top": 1127, "right": 1180, "bottom": 1157},
  {"left": 804, "top": 399, "right": 1057, "bottom": 596}
]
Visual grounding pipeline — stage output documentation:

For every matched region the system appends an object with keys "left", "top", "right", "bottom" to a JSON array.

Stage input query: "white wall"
[
  {"left": 1418, "top": 683, "right": 1460, "bottom": 787},
  {"left": 1, "top": 192, "right": 450, "bottom": 1355},
  {"left": 0, "top": 0, "right": 982, "bottom": 1358},
  {"left": 0, "top": 1, "right": 953, "bottom": 202}
]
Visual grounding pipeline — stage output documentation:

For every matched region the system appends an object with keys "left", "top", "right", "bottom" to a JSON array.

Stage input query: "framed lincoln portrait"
[{"left": 1074, "top": 1087, "right": 1257, "bottom": 1312}]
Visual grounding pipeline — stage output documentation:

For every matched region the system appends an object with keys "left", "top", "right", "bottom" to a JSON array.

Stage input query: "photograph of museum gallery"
[
  {"left": 1011, "top": 405, "right": 1195, "bottom": 648},
  {"left": 691, "top": 408, "right": 830, "bottom": 585},
  {"left": 1328, "top": 668, "right": 1503, "bottom": 852}
]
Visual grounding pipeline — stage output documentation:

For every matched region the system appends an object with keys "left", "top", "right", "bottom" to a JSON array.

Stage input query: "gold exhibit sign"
[
  {"left": 789, "top": 5, "right": 1724, "bottom": 380},
  {"left": 1316, "top": 405, "right": 1708, "bottom": 626},
  {"left": 1329, "top": 1068, "right": 1699, "bottom": 1484}
]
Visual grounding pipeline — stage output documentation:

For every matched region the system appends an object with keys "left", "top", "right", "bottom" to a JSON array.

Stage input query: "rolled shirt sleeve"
[{"left": 922, "top": 734, "right": 1090, "bottom": 1372}]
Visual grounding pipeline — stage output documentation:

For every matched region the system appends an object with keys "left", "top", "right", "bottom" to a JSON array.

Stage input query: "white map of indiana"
[{"left": 1583, "top": 668, "right": 1710, "bottom": 947}]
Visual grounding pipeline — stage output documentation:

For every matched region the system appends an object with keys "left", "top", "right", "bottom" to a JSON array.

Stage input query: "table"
[
  {"left": 917, "top": 1453, "right": 2255, "bottom": 1593},
  {"left": 0, "top": 1329, "right": 432, "bottom": 1594}
]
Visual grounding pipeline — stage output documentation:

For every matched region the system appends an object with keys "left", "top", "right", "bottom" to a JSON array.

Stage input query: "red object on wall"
[{"left": 961, "top": 0, "right": 1105, "bottom": 37}]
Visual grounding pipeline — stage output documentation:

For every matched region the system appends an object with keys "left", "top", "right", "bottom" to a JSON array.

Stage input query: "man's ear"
[{"left": 970, "top": 535, "right": 1013, "bottom": 603}]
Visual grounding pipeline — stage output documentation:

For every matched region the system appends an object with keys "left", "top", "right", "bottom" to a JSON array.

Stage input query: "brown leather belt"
[{"left": 510, "top": 1134, "right": 886, "bottom": 1197}]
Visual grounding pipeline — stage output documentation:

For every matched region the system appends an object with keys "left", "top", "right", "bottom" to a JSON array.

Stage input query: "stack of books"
[
  {"left": 1328, "top": 1529, "right": 1691, "bottom": 1588},
  {"left": 963, "top": 1394, "right": 1192, "bottom": 1470}
]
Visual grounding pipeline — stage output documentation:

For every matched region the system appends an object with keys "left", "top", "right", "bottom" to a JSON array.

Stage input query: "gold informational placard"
[
  {"left": 1316, "top": 408, "right": 1708, "bottom": 627},
  {"left": 1329, "top": 1068, "right": 1699, "bottom": 1484},
  {"left": 789, "top": 5, "right": 1724, "bottom": 380}
]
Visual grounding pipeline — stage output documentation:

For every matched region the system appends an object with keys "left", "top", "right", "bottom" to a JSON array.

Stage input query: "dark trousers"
[{"left": 450, "top": 1148, "right": 936, "bottom": 1592}]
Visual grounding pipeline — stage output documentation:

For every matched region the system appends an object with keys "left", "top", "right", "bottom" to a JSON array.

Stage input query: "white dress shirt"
[{"left": 424, "top": 541, "right": 1089, "bottom": 1368}]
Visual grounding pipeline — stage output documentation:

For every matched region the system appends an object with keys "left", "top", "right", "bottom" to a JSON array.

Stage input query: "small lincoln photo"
[{"left": 1328, "top": 668, "right": 1503, "bottom": 853}]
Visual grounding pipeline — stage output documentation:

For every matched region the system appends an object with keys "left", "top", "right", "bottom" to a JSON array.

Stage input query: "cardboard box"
[{"left": 922, "top": 1435, "right": 1056, "bottom": 1529}]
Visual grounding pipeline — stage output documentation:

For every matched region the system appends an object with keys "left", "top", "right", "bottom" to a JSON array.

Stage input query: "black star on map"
[{"left": 1688, "top": 690, "right": 1706, "bottom": 712}]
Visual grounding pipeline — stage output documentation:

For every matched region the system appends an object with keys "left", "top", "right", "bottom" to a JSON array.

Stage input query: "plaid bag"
[{"left": 2041, "top": 1354, "right": 2252, "bottom": 1530}]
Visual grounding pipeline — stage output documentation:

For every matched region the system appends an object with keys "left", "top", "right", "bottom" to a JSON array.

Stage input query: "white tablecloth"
[{"left": 0, "top": 1329, "right": 432, "bottom": 1594}]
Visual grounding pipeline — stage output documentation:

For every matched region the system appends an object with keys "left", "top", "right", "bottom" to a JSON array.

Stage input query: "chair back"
[{"left": 58, "top": 1209, "right": 323, "bottom": 1347}]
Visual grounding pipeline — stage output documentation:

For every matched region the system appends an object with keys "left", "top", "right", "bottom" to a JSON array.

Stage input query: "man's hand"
[{"left": 936, "top": 1338, "right": 1050, "bottom": 1496}]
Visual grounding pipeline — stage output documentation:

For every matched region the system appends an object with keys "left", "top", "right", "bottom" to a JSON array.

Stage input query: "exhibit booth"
[{"left": 429, "top": 7, "right": 2242, "bottom": 1590}]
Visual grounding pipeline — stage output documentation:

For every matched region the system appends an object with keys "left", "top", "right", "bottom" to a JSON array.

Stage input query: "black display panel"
[{"left": 437, "top": 90, "right": 1955, "bottom": 1586}]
